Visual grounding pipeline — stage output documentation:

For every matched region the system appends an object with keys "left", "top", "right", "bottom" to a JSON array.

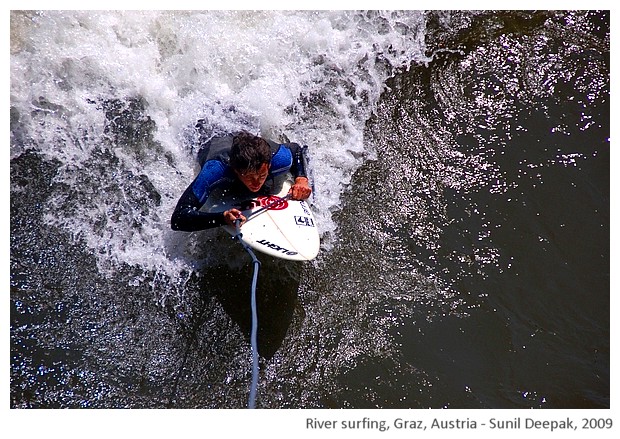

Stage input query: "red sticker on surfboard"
[
  {"left": 256, "top": 196, "right": 288, "bottom": 210},
  {"left": 239, "top": 196, "right": 289, "bottom": 211}
]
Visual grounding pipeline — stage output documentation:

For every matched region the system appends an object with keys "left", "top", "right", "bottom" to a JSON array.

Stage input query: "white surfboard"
[{"left": 205, "top": 175, "right": 320, "bottom": 261}]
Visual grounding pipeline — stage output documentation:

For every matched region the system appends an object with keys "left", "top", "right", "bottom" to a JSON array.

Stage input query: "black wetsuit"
[{"left": 171, "top": 135, "right": 308, "bottom": 231}]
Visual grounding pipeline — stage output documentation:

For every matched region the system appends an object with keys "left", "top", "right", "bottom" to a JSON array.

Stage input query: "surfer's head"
[{"left": 230, "top": 131, "right": 271, "bottom": 192}]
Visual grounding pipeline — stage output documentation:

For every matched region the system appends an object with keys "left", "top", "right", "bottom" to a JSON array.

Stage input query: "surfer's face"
[{"left": 235, "top": 162, "right": 270, "bottom": 192}]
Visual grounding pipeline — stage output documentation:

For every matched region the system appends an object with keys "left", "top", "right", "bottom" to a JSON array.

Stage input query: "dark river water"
[{"left": 10, "top": 9, "right": 609, "bottom": 424}]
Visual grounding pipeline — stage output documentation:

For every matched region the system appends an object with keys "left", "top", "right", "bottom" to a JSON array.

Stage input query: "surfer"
[{"left": 171, "top": 131, "right": 312, "bottom": 232}]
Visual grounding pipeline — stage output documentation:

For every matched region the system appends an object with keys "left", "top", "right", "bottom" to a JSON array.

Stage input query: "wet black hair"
[{"left": 229, "top": 131, "right": 271, "bottom": 173}]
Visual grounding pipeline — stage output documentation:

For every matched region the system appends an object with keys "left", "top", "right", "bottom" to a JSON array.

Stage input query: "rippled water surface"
[{"left": 10, "top": 10, "right": 609, "bottom": 411}]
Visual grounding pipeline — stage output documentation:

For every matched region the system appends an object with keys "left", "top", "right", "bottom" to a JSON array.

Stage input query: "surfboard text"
[
  {"left": 256, "top": 239, "right": 298, "bottom": 256},
  {"left": 299, "top": 201, "right": 311, "bottom": 216}
]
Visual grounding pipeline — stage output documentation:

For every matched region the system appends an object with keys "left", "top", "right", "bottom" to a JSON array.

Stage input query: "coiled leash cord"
[{"left": 234, "top": 219, "right": 260, "bottom": 409}]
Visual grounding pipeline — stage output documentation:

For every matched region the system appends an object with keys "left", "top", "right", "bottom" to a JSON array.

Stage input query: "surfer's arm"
[
  {"left": 288, "top": 143, "right": 309, "bottom": 179},
  {"left": 170, "top": 185, "right": 227, "bottom": 231},
  {"left": 171, "top": 160, "right": 231, "bottom": 231},
  {"left": 286, "top": 143, "right": 312, "bottom": 200}
]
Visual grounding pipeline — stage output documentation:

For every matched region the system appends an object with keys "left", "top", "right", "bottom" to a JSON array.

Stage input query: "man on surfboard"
[{"left": 171, "top": 131, "right": 312, "bottom": 231}]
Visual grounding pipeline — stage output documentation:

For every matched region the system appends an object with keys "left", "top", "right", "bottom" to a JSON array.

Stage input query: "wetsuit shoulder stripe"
[
  {"left": 270, "top": 145, "right": 293, "bottom": 176},
  {"left": 192, "top": 160, "right": 230, "bottom": 204}
]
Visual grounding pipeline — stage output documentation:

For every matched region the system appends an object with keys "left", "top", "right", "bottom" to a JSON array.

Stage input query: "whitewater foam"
[{"left": 10, "top": 10, "right": 431, "bottom": 278}]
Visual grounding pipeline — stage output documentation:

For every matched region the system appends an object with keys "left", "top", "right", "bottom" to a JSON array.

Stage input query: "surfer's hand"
[
  {"left": 223, "top": 209, "right": 246, "bottom": 227},
  {"left": 290, "top": 177, "right": 312, "bottom": 200}
]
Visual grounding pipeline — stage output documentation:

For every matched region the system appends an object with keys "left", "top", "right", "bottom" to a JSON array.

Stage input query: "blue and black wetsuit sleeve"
[
  {"left": 170, "top": 185, "right": 226, "bottom": 231},
  {"left": 285, "top": 142, "right": 309, "bottom": 179},
  {"left": 170, "top": 160, "right": 229, "bottom": 231}
]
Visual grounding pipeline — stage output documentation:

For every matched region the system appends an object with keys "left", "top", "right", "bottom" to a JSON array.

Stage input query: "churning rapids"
[{"left": 10, "top": 10, "right": 609, "bottom": 412}]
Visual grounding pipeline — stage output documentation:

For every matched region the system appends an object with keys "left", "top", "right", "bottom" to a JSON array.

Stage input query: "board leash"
[
  {"left": 234, "top": 219, "right": 261, "bottom": 409},
  {"left": 232, "top": 192, "right": 294, "bottom": 407}
]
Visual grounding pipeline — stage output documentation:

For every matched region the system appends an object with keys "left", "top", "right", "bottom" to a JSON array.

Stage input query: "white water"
[{"left": 10, "top": 10, "right": 430, "bottom": 279}]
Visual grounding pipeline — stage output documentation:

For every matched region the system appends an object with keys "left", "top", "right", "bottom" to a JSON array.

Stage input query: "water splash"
[{"left": 11, "top": 10, "right": 430, "bottom": 280}]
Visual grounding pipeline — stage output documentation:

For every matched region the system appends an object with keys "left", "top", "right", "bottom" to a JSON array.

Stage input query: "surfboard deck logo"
[
  {"left": 239, "top": 196, "right": 289, "bottom": 211},
  {"left": 294, "top": 216, "right": 315, "bottom": 227}
]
